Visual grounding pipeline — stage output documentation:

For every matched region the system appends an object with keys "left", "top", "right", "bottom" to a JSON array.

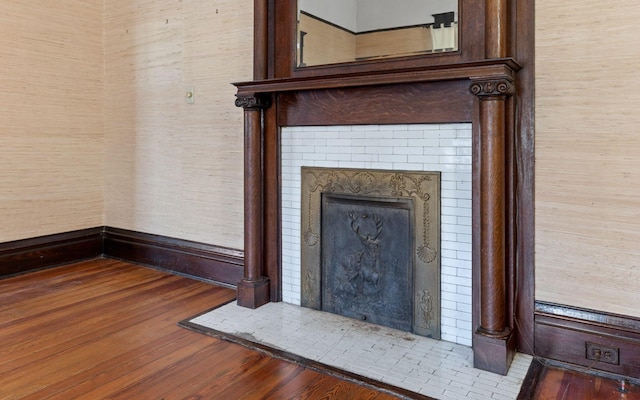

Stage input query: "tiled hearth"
[
  {"left": 188, "top": 302, "right": 532, "bottom": 399},
  {"left": 281, "top": 123, "right": 473, "bottom": 345}
]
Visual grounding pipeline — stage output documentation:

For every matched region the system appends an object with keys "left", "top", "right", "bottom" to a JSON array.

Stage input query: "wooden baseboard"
[
  {"left": 1, "top": 227, "right": 244, "bottom": 287},
  {"left": 0, "top": 228, "right": 103, "bottom": 277},
  {"left": 534, "top": 301, "right": 640, "bottom": 377},
  {"left": 102, "top": 227, "right": 244, "bottom": 287}
]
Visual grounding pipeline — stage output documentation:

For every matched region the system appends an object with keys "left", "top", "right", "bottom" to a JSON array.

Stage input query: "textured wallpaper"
[
  {"left": 535, "top": 0, "right": 640, "bottom": 317},
  {"left": 0, "top": 1, "right": 104, "bottom": 242},
  {"left": 104, "top": 0, "right": 252, "bottom": 249}
]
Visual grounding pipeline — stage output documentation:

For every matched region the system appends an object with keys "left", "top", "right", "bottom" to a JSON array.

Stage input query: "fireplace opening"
[
  {"left": 322, "top": 193, "right": 414, "bottom": 332},
  {"left": 301, "top": 167, "right": 441, "bottom": 339}
]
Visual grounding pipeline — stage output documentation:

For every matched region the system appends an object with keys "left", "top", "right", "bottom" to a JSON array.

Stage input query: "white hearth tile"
[
  {"left": 379, "top": 124, "right": 408, "bottom": 131},
  {"left": 351, "top": 153, "right": 378, "bottom": 162},
  {"left": 457, "top": 251, "right": 473, "bottom": 262},
  {"left": 457, "top": 146, "right": 473, "bottom": 156},
  {"left": 326, "top": 125, "right": 350, "bottom": 132},
  {"left": 458, "top": 233, "right": 473, "bottom": 244},
  {"left": 303, "top": 152, "right": 325, "bottom": 161},
  {"left": 393, "top": 162, "right": 425, "bottom": 170},
  {"left": 367, "top": 145, "right": 396, "bottom": 155},
  {"left": 396, "top": 146, "right": 425, "bottom": 156},
  {"left": 456, "top": 128, "right": 472, "bottom": 138},
  {"left": 336, "top": 161, "right": 364, "bottom": 168},
  {"left": 457, "top": 215, "right": 472, "bottom": 225},
  {"left": 439, "top": 138, "right": 472, "bottom": 148},
  {"left": 326, "top": 153, "right": 354, "bottom": 161},
  {"left": 394, "top": 130, "right": 427, "bottom": 139},
  {"left": 456, "top": 163, "right": 473, "bottom": 173},
  {"left": 408, "top": 124, "right": 440, "bottom": 131},
  {"left": 379, "top": 153, "right": 407, "bottom": 163},
  {"left": 437, "top": 129, "right": 458, "bottom": 138},
  {"left": 190, "top": 302, "right": 531, "bottom": 400},
  {"left": 368, "top": 162, "right": 394, "bottom": 170},
  {"left": 310, "top": 160, "right": 334, "bottom": 168}
]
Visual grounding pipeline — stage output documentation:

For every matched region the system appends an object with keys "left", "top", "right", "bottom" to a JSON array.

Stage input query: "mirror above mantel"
[{"left": 297, "top": 0, "right": 459, "bottom": 67}]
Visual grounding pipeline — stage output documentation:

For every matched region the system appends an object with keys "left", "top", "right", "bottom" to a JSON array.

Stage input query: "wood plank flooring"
[
  {"left": 0, "top": 259, "right": 401, "bottom": 399},
  {"left": 3, "top": 257, "right": 639, "bottom": 399},
  {"left": 519, "top": 359, "right": 640, "bottom": 400}
]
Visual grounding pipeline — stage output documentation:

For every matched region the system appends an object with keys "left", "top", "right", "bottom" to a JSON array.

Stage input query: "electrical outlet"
[{"left": 586, "top": 342, "right": 620, "bottom": 365}]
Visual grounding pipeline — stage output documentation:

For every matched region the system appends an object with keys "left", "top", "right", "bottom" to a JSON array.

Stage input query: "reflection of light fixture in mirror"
[
  {"left": 430, "top": 12, "right": 458, "bottom": 52},
  {"left": 299, "top": 31, "right": 307, "bottom": 67}
]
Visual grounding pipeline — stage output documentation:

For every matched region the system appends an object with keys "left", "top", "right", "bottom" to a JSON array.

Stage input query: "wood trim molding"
[
  {"left": 1, "top": 227, "right": 244, "bottom": 288},
  {"left": 103, "top": 227, "right": 243, "bottom": 287},
  {"left": 278, "top": 80, "right": 472, "bottom": 127},
  {"left": 513, "top": 0, "right": 536, "bottom": 358},
  {"left": 0, "top": 228, "right": 102, "bottom": 278},
  {"left": 235, "top": 59, "right": 520, "bottom": 95},
  {"left": 534, "top": 301, "right": 640, "bottom": 377}
]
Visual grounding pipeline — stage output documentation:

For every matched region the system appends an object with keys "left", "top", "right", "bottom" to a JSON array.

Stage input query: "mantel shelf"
[{"left": 234, "top": 58, "right": 520, "bottom": 95}]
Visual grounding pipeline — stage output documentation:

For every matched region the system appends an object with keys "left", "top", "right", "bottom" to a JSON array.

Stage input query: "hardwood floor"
[
  {"left": 0, "top": 259, "right": 401, "bottom": 399},
  {"left": 3, "top": 258, "right": 639, "bottom": 400},
  {"left": 519, "top": 359, "right": 640, "bottom": 400}
]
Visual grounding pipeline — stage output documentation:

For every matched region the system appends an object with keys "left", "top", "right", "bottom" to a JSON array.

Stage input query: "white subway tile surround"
[{"left": 281, "top": 124, "right": 473, "bottom": 346}]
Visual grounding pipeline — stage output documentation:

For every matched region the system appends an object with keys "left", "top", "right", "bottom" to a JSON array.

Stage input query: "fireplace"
[
  {"left": 233, "top": 2, "right": 534, "bottom": 375},
  {"left": 299, "top": 167, "right": 441, "bottom": 338}
]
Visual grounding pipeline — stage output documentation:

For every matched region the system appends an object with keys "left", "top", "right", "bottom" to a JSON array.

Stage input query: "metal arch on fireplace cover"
[{"left": 300, "top": 167, "right": 441, "bottom": 339}]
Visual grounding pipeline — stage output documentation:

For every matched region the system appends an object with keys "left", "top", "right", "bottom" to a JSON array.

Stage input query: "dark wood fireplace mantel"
[{"left": 233, "top": 0, "right": 535, "bottom": 376}]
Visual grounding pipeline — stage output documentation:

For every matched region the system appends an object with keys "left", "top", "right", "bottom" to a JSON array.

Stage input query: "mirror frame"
[{"left": 272, "top": 0, "right": 483, "bottom": 79}]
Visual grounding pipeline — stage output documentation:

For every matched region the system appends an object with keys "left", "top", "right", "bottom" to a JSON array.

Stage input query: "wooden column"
[
  {"left": 235, "top": 93, "right": 271, "bottom": 309},
  {"left": 486, "top": 0, "right": 509, "bottom": 59},
  {"left": 470, "top": 78, "right": 516, "bottom": 374},
  {"left": 253, "top": 0, "right": 269, "bottom": 80}
]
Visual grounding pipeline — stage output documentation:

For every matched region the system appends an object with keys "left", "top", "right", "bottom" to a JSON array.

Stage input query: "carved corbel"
[
  {"left": 470, "top": 79, "right": 515, "bottom": 99},
  {"left": 235, "top": 93, "right": 272, "bottom": 110}
]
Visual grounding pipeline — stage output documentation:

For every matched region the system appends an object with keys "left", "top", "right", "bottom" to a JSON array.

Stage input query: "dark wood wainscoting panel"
[
  {"left": 534, "top": 301, "right": 640, "bottom": 378},
  {"left": 278, "top": 80, "right": 473, "bottom": 127},
  {"left": 103, "top": 227, "right": 243, "bottom": 287},
  {"left": 0, "top": 228, "right": 102, "bottom": 278}
]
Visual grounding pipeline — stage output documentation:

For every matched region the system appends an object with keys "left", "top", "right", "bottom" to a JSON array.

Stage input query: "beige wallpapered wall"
[
  {"left": 104, "top": 0, "right": 253, "bottom": 249},
  {"left": 0, "top": 0, "right": 252, "bottom": 248},
  {"left": 0, "top": 1, "right": 104, "bottom": 242},
  {"left": 3, "top": 1, "right": 640, "bottom": 320},
  {"left": 535, "top": 1, "right": 640, "bottom": 317}
]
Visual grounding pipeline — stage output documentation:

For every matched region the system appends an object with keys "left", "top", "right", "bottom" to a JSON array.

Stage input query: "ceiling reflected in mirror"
[{"left": 297, "top": 0, "right": 459, "bottom": 67}]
